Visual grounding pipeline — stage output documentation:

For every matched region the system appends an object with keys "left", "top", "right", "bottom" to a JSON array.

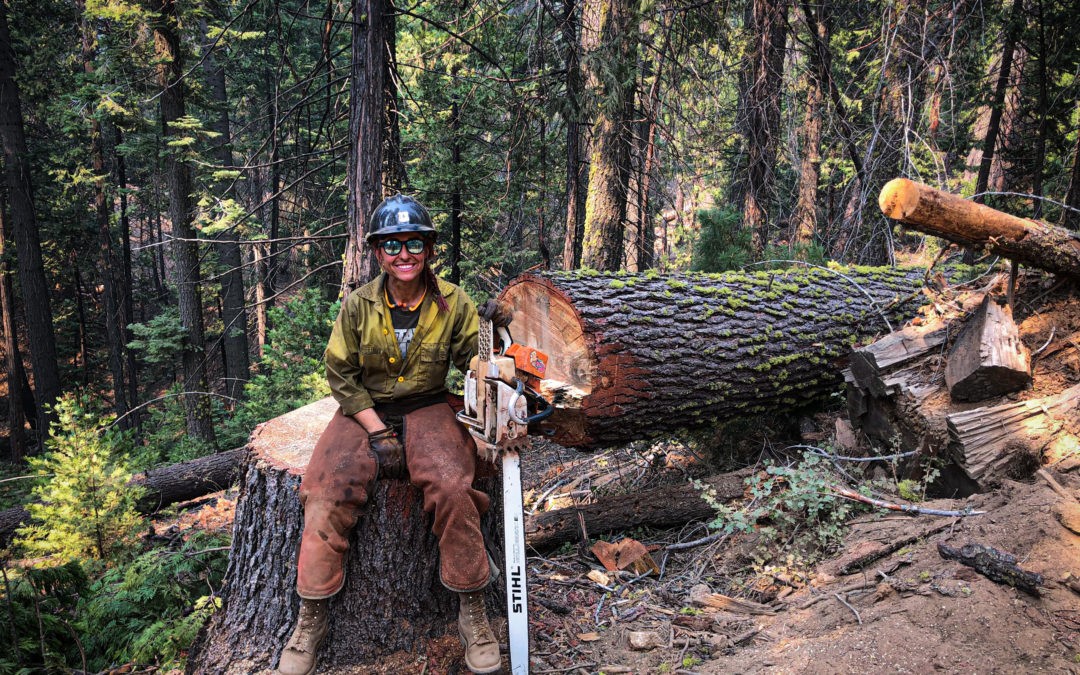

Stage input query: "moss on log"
[{"left": 501, "top": 267, "right": 929, "bottom": 448}]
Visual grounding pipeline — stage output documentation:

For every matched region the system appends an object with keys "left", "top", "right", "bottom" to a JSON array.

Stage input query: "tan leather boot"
[
  {"left": 276, "top": 598, "right": 329, "bottom": 675},
  {"left": 457, "top": 591, "right": 501, "bottom": 673}
]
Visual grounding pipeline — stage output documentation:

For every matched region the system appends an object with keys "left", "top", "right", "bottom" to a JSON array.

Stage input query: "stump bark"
[
  {"left": 186, "top": 397, "right": 503, "bottom": 674},
  {"left": 501, "top": 267, "right": 929, "bottom": 447}
]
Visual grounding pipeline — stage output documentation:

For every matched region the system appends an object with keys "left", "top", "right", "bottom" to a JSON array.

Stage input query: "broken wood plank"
[
  {"left": 947, "top": 383, "right": 1080, "bottom": 486},
  {"left": 945, "top": 295, "right": 1031, "bottom": 402}
]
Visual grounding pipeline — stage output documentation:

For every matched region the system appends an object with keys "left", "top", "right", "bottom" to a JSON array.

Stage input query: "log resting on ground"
[
  {"left": 879, "top": 178, "right": 1080, "bottom": 278},
  {"left": 501, "top": 267, "right": 930, "bottom": 448},
  {"left": 525, "top": 468, "right": 752, "bottom": 549}
]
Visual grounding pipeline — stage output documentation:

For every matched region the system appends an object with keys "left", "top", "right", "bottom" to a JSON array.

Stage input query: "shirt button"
[
  {"left": 397, "top": 376, "right": 405, "bottom": 382},
  {"left": 383, "top": 329, "right": 389, "bottom": 335},
  {"left": 389, "top": 357, "right": 396, "bottom": 364}
]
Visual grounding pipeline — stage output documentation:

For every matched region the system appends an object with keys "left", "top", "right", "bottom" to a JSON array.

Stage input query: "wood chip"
[
  {"left": 576, "top": 632, "right": 601, "bottom": 642},
  {"left": 587, "top": 569, "right": 611, "bottom": 586},
  {"left": 627, "top": 630, "right": 665, "bottom": 651}
]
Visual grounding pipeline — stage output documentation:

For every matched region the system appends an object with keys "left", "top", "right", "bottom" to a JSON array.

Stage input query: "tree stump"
[
  {"left": 944, "top": 295, "right": 1031, "bottom": 401},
  {"left": 501, "top": 267, "right": 930, "bottom": 447},
  {"left": 186, "top": 397, "right": 503, "bottom": 674}
]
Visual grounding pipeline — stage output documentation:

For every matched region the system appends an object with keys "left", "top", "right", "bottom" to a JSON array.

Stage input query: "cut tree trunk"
[
  {"left": 879, "top": 178, "right": 1080, "bottom": 278},
  {"left": 0, "top": 448, "right": 245, "bottom": 547},
  {"left": 501, "top": 267, "right": 930, "bottom": 448},
  {"left": 186, "top": 397, "right": 503, "bottom": 674},
  {"left": 944, "top": 295, "right": 1031, "bottom": 401},
  {"left": 947, "top": 383, "right": 1080, "bottom": 486},
  {"left": 525, "top": 469, "right": 751, "bottom": 549}
]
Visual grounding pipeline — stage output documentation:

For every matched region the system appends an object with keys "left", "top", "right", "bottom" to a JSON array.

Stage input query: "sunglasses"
[{"left": 378, "top": 238, "right": 427, "bottom": 256}]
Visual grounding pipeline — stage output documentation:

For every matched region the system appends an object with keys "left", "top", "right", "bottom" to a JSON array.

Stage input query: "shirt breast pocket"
[{"left": 418, "top": 342, "right": 450, "bottom": 380}]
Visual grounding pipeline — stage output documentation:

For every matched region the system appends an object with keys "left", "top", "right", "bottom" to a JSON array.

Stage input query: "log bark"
[
  {"left": 879, "top": 178, "right": 1080, "bottom": 278},
  {"left": 525, "top": 469, "right": 751, "bottom": 550},
  {"left": 0, "top": 448, "right": 244, "bottom": 547},
  {"left": 187, "top": 397, "right": 503, "bottom": 673},
  {"left": 501, "top": 267, "right": 929, "bottom": 448},
  {"left": 947, "top": 383, "right": 1080, "bottom": 486},
  {"left": 944, "top": 295, "right": 1031, "bottom": 402}
]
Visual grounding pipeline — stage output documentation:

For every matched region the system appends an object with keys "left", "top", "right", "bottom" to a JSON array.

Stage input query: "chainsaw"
[{"left": 457, "top": 319, "right": 552, "bottom": 675}]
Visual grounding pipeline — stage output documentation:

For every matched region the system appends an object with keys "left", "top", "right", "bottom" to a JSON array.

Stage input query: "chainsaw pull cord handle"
[{"left": 507, "top": 377, "right": 555, "bottom": 426}]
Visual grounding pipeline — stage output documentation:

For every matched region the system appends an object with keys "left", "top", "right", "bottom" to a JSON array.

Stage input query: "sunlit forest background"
[{"left": 0, "top": 0, "right": 1077, "bottom": 670}]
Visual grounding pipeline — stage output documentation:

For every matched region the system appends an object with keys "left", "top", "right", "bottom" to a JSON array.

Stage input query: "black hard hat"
[{"left": 365, "top": 193, "right": 436, "bottom": 243}]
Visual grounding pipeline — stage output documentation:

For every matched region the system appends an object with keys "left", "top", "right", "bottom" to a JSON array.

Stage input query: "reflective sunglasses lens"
[
  {"left": 404, "top": 239, "right": 426, "bottom": 254},
  {"left": 380, "top": 240, "right": 403, "bottom": 255}
]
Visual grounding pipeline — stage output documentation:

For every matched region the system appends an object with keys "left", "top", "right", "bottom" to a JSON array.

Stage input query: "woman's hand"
[{"left": 368, "top": 427, "right": 406, "bottom": 479}]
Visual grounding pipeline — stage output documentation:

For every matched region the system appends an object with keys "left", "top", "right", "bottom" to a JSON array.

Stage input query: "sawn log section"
[{"left": 501, "top": 268, "right": 929, "bottom": 447}]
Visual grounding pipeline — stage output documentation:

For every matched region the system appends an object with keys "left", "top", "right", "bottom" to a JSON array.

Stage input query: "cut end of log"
[{"left": 879, "top": 178, "right": 920, "bottom": 220}]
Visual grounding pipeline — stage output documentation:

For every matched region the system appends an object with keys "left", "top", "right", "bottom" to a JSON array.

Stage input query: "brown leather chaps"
[{"left": 295, "top": 402, "right": 491, "bottom": 598}]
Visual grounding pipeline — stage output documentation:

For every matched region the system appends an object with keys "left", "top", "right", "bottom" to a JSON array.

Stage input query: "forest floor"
[{"left": 171, "top": 423, "right": 1080, "bottom": 675}]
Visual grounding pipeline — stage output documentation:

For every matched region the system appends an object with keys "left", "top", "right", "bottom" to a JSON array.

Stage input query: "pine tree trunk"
[
  {"left": 0, "top": 206, "right": 27, "bottom": 460},
  {"left": 499, "top": 267, "right": 929, "bottom": 448},
  {"left": 202, "top": 21, "right": 251, "bottom": 401},
  {"left": 579, "top": 0, "right": 636, "bottom": 272},
  {"left": 738, "top": 0, "right": 788, "bottom": 254},
  {"left": 0, "top": 1, "right": 61, "bottom": 437},
  {"left": 152, "top": 0, "right": 216, "bottom": 445},
  {"left": 81, "top": 1, "right": 130, "bottom": 421},
  {"left": 561, "top": 0, "right": 586, "bottom": 271},
  {"left": 341, "top": 0, "right": 388, "bottom": 294},
  {"left": 186, "top": 398, "right": 503, "bottom": 673}
]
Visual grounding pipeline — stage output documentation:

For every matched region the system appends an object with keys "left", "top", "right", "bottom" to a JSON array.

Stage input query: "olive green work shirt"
[{"left": 325, "top": 273, "right": 479, "bottom": 416}]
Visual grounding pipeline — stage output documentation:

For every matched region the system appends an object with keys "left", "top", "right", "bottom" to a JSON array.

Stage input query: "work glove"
[
  {"left": 478, "top": 298, "right": 513, "bottom": 328},
  {"left": 368, "top": 427, "right": 406, "bottom": 479}
]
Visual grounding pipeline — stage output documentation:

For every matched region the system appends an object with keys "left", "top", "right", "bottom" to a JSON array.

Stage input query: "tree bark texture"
[
  {"left": 0, "top": 205, "right": 27, "bottom": 460},
  {"left": 153, "top": 0, "right": 216, "bottom": 445},
  {"left": 499, "top": 267, "right": 929, "bottom": 448},
  {"left": 341, "top": 0, "right": 388, "bottom": 294},
  {"left": 0, "top": 0, "right": 61, "bottom": 436},
  {"left": 579, "top": 0, "right": 636, "bottom": 271},
  {"left": 738, "top": 0, "right": 788, "bottom": 254},
  {"left": 526, "top": 469, "right": 751, "bottom": 549},
  {"left": 793, "top": 57, "right": 822, "bottom": 245},
  {"left": 187, "top": 398, "right": 504, "bottom": 673},
  {"left": 879, "top": 178, "right": 1080, "bottom": 278}
]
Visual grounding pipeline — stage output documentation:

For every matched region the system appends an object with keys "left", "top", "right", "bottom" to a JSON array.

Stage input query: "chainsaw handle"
[
  {"left": 496, "top": 325, "right": 512, "bottom": 355},
  {"left": 507, "top": 378, "right": 554, "bottom": 426}
]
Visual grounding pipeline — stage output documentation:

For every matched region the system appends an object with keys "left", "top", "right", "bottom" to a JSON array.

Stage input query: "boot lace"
[
  {"left": 465, "top": 594, "right": 496, "bottom": 646},
  {"left": 287, "top": 602, "right": 325, "bottom": 654}
]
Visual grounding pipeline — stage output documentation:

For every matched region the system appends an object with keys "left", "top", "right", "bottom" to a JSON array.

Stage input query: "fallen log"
[
  {"left": 879, "top": 178, "right": 1080, "bottom": 278},
  {"left": 525, "top": 469, "right": 751, "bottom": 550},
  {"left": 0, "top": 447, "right": 244, "bottom": 547},
  {"left": 501, "top": 267, "right": 931, "bottom": 448},
  {"left": 944, "top": 295, "right": 1031, "bottom": 401},
  {"left": 937, "top": 542, "right": 1044, "bottom": 596}
]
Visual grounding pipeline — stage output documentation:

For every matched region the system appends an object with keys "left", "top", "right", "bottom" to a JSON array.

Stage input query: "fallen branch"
[
  {"left": 829, "top": 485, "right": 985, "bottom": 517},
  {"left": 937, "top": 542, "right": 1044, "bottom": 596}
]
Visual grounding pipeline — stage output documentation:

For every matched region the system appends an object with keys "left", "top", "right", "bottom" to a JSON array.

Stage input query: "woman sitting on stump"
[{"left": 276, "top": 194, "right": 511, "bottom": 675}]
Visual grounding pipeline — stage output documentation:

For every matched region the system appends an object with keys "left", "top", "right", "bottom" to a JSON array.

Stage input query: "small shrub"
[{"left": 15, "top": 395, "right": 144, "bottom": 564}]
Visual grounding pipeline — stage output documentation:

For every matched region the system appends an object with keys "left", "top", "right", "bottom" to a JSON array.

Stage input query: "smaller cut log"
[
  {"left": 525, "top": 469, "right": 751, "bottom": 549},
  {"left": 947, "top": 383, "right": 1080, "bottom": 487},
  {"left": 879, "top": 178, "right": 1080, "bottom": 279},
  {"left": 945, "top": 296, "right": 1031, "bottom": 402}
]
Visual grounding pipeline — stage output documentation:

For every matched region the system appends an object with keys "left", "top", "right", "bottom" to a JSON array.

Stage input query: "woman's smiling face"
[{"left": 376, "top": 234, "right": 430, "bottom": 285}]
